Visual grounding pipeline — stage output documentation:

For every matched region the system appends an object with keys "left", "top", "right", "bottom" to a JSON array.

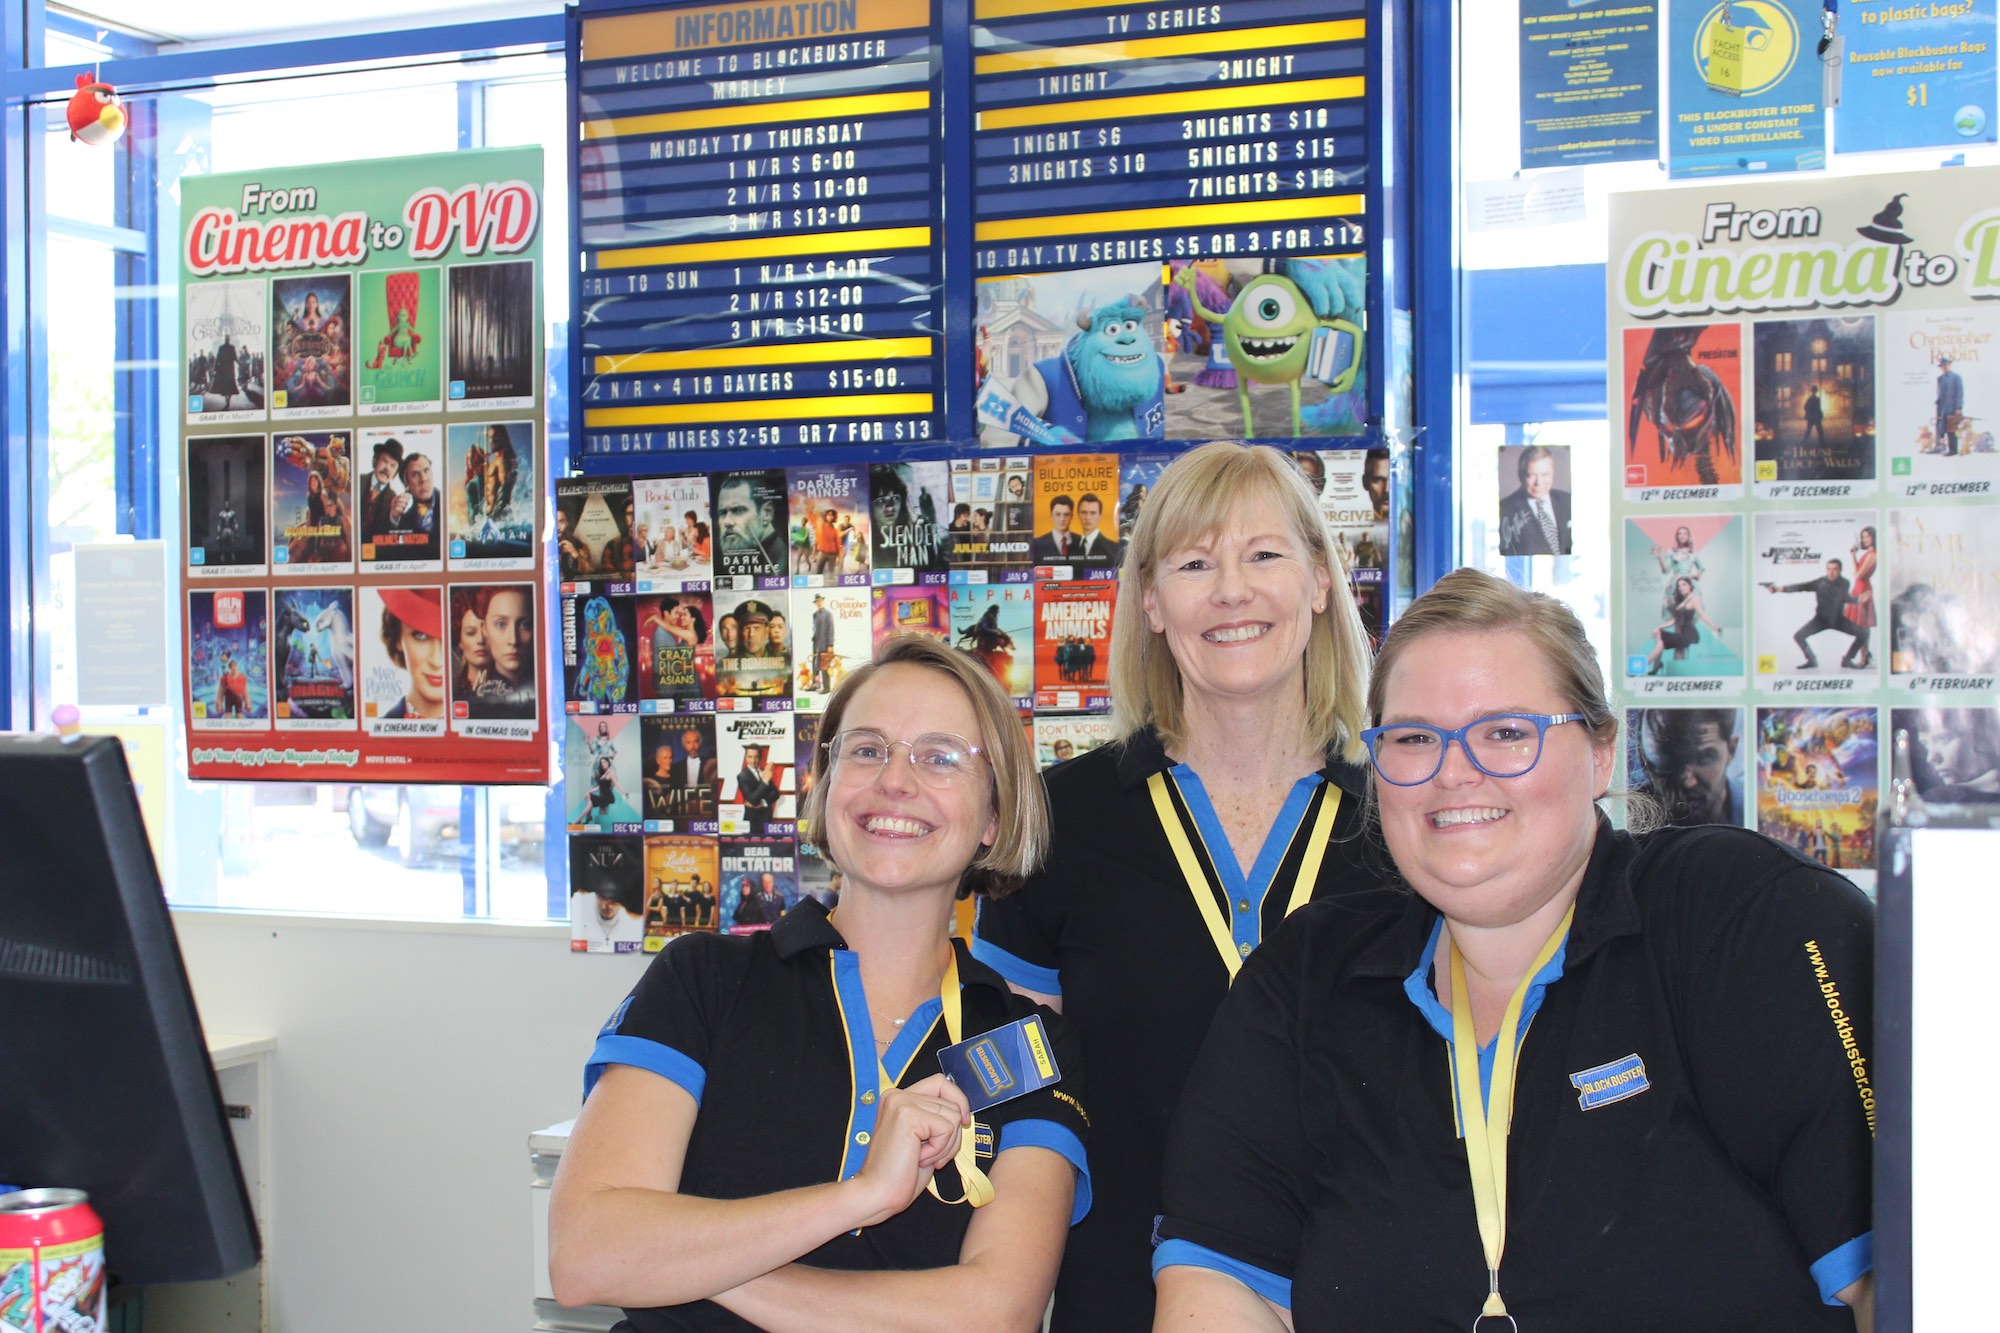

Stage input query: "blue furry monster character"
[
  {"left": 1014, "top": 298, "right": 1166, "bottom": 444},
  {"left": 573, "top": 595, "right": 632, "bottom": 706}
]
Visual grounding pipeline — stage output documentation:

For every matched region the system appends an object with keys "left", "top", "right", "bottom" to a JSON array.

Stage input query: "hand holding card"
[{"left": 848, "top": 1073, "right": 971, "bottom": 1228}]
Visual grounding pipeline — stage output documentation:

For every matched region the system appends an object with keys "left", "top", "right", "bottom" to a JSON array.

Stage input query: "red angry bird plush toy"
[{"left": 66, "top": 74, "right": 124, "bottom": 146}]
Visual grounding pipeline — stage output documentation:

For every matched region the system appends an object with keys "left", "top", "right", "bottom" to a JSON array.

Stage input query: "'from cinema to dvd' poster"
[{"left": 179, "top": 147, "right": 548, "bottom": 784}]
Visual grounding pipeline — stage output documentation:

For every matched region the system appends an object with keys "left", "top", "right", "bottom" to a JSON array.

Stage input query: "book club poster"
[
  {"left": 181, "top": 147, "right": 548, "bottom": 784},
  {"left": 1609, "top": 164, "right": 2000, "bottom": 892}
]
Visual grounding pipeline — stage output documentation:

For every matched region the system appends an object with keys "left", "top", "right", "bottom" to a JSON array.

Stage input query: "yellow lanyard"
[
  {"left": 1147, "top": 770, "right": 1340, "bottom": 979},
  {"left": 1444, "top": 904, "right": 1574, "bottom": 1327},
  {"left": 877, "top": 950, "right": 994, "bottom": 1208}
]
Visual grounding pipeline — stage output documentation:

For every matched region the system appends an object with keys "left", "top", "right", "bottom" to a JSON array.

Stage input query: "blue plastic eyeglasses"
[{"left": 1359, "top": 713, "right": 1586, "bottom": 787}]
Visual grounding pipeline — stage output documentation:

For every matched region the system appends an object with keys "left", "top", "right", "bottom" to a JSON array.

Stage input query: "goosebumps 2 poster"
[{"left": 180, "top": 147, "right": 546, "bottom": 784}]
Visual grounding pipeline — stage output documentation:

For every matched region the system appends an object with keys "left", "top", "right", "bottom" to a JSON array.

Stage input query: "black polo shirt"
[
  {"left": 585, "top": 898, "right": 1091, "bottom": 1333},
  {"left": 971, "top": 728, "right": 1390, "bottom": 1332},
  {"left": 1157, "top": 822, "right": 1875, "bottom": 1331}
]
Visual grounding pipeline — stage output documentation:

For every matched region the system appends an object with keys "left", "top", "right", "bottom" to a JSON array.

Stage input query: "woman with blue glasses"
[{"left": 1155, "top": 568, "right": 1875, "bottom": 1331}]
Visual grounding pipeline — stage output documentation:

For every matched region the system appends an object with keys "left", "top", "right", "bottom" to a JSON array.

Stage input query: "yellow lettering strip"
[
  {"left": 583, "top": 89, "right": 929, "bottom": 140},
  {"left": 976, "top": 0, "right": 1135, "bottom": 18},
  {"left": 596, "top": 337, "right": 932, "bottom": 375},
  {"left": 584, "top": 0, "right": 931, "bottom": 61},
  {"left": 587, "top": 392, "right": 933, "bottom": 427},
  {"left": 975, "top": 22, "right": 1364, "bottom": 74},
  {"left": 976, "top": 193, "right": 1363, "bottom": 243},
  {"left": 593, "top": 225, "right": 931, "bottom": 269},
  {"left": 979, "top": 76, "right": 1362, "bottom": 131}
]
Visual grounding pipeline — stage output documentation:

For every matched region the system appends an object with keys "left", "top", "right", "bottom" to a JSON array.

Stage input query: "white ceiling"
[{"left": 53, "top": 0, "right": 563, "bottom": 47}]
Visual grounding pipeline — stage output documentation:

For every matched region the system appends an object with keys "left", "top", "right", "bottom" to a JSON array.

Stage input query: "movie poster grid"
[
  {"left": 643, "top": 834, "right": 720, "bottom": 949},
  {"left": 949, "top": 455, "right": 1033, "bottom": 580},
  {"left": 448, "top": 421, "right": 537, "bottom": 570},
  {"left": 357, "top": 424, "right": 444, "bottom": 573},
  {"left": 1887, "top": 706, "right": 2000, "bottom": 805},
  {"left": 186, "top": 278, "right": 268, "bottom": 424},
  {"left": 569, "top": 833, "right": 645, "bottom": 953},
  {"left": 1622, "top": 515, "right": 1746, "bottom": 693},
  {"left": 1754, "top": 706, "right": 1878, "bottom": 886},
  {"left": 564, "top": 713, "right": 643, "bottom": 834},
  {"left": 787, "top": 463, "right": 870, "bottom": 587},
  {"left": 640, "top": 713, "right": 719, "bottom": 834},
  {"left": 1624, "top": 705, "right": 1748, "bottom": 828},
  {"left": 1031, "top": 452, "right": 1121, "bottom": 578},
  {"left": 1749, "top": 316, "right": 1875, "bottom": 500},
  {"left": 1619, "top": 322, "right": 1746, "bottom": 502},
  {"left": 1881, "top": 306, "right": 2000, "bottom": 497},
  {"left": 636, "top": 590, "right": 717, "bottom": 713},
  {"left": 792, "top": 585, "right": 872, "bottom": 713},
  {"left": 951, "top": 583, "right": 1035, "bottom": 709},
  {"left": 270, "top": 274, "right": 352, "bottom": 419},
  {"left": 356, "top": 265, "right": 442, "bottom": 416},
  {"left": 1750, "top": 510, "right": 1882, "bottom": 692},
  {"left": 270, "top": 431, "right": 354, "bottom": 575},
  {"left": 447, "top": 260, "right": 538, "bottom": 412},
  {"left": 185, "top": 435, "right": 267, "bottom": 578},
  {"left": 718, "top": 711, "right": 795, "bottom": 837},
  {"left": 1035, "top": 712, "right": 1116, "bottom": 770},
  {"left": 719, "top": 837, "right": 797, "bottom": 934},
  {"left": 187, "top": 589, "right": 269, "bottom": 730},
  {"left": 563, "top": 591, "right": 638, "bottom": 715},
  {"left": 1886, "top": 505, "right": 2000, "bottom": 689},
  {"left": 272, "top": 586, "right": 356, "bottom": 730},
  {"left": 633, "top": 474, "right": 713, "bottom": 592},
  {"left": 711, "top": 467, "right": 789, "bottom": 590},
  {"left": 870, "top": 460, "right": 950, "bottom": 584}
]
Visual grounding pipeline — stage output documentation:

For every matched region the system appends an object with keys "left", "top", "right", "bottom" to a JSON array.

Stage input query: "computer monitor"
[{"left": 0, "top": 733, "right": 259, "bottom": 1284}]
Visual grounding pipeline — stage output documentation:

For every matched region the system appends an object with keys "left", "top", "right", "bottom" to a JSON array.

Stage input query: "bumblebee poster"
[
  {"left": 718, "top": 711, "right": 795, "bottom": 836},
  {"left": 1750, "top": 316, "right": 1876, "bottom": 499},
  {"left": 569, "top": 834, "right": 645, "bottom": 954},
  {"left": 357, "top": 585, "right": 447, "bottom": 738},
  {"left": 270, "top": 431, "right": 354, "bottom": 574},
  {"left": 711, "top": 467, "right": 788, "bottom": 589},
  {"left": 635, "top": 590, "right": 716, "bottom": 711},
  {"left": 787, "top": 463, "right": 869, "bottom": 587},
  {"left": 1032, "top": 452, "right": 1120, "bottom": 577},
  {"left": 1621, "top": 515, "right": 1745, "bottom": 693},
  {"left": 1754, "top": 706, "right": 1878, "bottom": 885},
  {"left": 1034, "top": 580, "right": 1113, "bottom": 712},
  {"left": 712, "top": 589, "right": 791, "bottom": 706},
  {"left": 1888, "top": 506, "right": 2000, "bottom": 689},
  {"left": 187, "top": 589, "right": 269, "bottom": 730},
  {"left": 1881, "top": 306, "right": 2000, "bottom": 498},
  {"left": 869, "top": 460, "right": 950, "bottom": 583},
  {"left": 557, "top": 475, "right": 635, "bottom": 587},
  {"left": 447, "top": 583, "right": 538, "bottom": 737},
  {"left": 185, "top": 278, "right": 266, "bottom": 424},
  {"left": 1619, "top": 323, "right": 1745, "bottom": 501},
  {"left": 641, "top": 713, "right": 718, "bottom": 832},
  {"left": 270, "top": 274, "right": 352, "bottom": 419},
  {"left": 562, "top": 591, "right": 638, "bottom": 715},
  {"left": 185, "top": 434, "right": 267, "bottom": 579},
  {"left": 792, "top": 585, "right": 871, "bottom": 714},
  {"left": 951, "top": 583, "right": 1034, "bottom": 708},
  {"left": 633, "top": 474, "right": 712, "bottom": 592},
  {"left": 873, "top": 584, "right": 950, "bottom": 647},
  {"left": 272, "top": 586, "right": 355, "bottom": 730},
  {"left": 1750, "top": 510, "right": 1881, "bottom": 692},
  {"left": 356, "top": 265, "right": 441, "bottom": 415},
  {"left": 446, "top": 420, "right": 535, "bottom": 570},
  {"left": 1889, "top": 706, "right": 2000, "bottom": 805},
  {"left": 356, "top": 424, "right": 443, "bottom": 574},
  {"left": 1035, "top": 713, "right": 1115, "bottom": 770},
  {"left": 643, "top": 834, "right": 720, "bottom": 949},
  {"left": 446, "top": 259, "right": 537, "bottom": 411},
  {"left": 564, "top": 714, "right": 643, "bottom": 834},
  {"left": 719, "top": 838, "right": 797, "bottom": 934}
]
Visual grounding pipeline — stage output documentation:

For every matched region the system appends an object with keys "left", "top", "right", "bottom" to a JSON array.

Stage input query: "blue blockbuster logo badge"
[{"left": 1569, "top": 1053, "right": 1650, "bottom": 1110}]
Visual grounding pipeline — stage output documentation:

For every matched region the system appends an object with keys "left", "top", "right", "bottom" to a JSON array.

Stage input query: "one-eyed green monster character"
[{"left": 1176, "top": 257, "right": 1363, "bottom": 436}]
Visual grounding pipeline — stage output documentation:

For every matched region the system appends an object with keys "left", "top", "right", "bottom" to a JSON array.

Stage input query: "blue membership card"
[{"left": 937, "top": 1015, "right": 1061, "bottom": 1113}]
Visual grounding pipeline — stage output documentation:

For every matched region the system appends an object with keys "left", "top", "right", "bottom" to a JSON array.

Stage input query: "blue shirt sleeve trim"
[
  {"left": 584, "top": 1034, "right": 705, "bottom": 1104},
  {"left": 968, "top": 935, "right": 1062, "bottom": 997},
  {"left": 997, "top": 1119, "right": 1091, "bottom": 1225},
  {"left": 1810, "top": 1230, "right": 1873, "bottom": 1306},
  {"left": 1151, "top": 1238, "right": 1291, "bottom": 1310}
]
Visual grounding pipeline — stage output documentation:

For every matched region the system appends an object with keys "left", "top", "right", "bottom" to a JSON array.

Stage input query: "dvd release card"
[
  {"left": 355, "top": 265, "right": 442, "bottom": 415},
  {"left": 188, "top": 589, "right": 270, "bottom": 730},
  {"left": 1622, "top": 515, "right": 1745, "bottom": 693},
  {"left": 1301, "top": 449, "right": 1389, "bottom": 580},
  {"left": 356, "top": 424, "right": 444, "bottom": 573},
  {"left": 1881, "top": 307, "right": 2000, "bottom": 497},
  {"left": 358, "top": 585, "right": 447, "bottom": 738},
  {"left": 186, "top": 278, "right": 268, "bottom": 424},
  {"left": 1034, "top": 581, "right": 1113, "bottom": 711},
  {"left": 792, "top": 714, "right": 821, "bottom": 835},
  {"left": 713, "top": 588, "right": 793, "bottom": 707},
  {"left": 1620, "top": 322, "right": 1746, "bottom": 501},
  {"left": 272, "top": 586, "right": 356, "bottom": 730},
  {"left": 1888, "top": 507, "right": 2000, "bottom": 687},
  {"left": 1116, "top": 453, "right": 1170, "bottom": 555},
  {"left": 870, "top": 460, "right": 950, "bottom": 584},
  {"left": 1035, "top": 713, "right": 1115, "bottom": 770},
  {"left": 1032, "top": 453, "right": 1121, "bottom": 578},
  {"left": 270, "top": 274, "right": 352, "bottom": 419},
  {"left": 635, "top": 590, "right": 717, "bottom": 711},
  {"left": 447, "top": 583, "right": 538, "bottom": 735},
  {"left": 796, "top": 832, "right": 841, "bottom": 909},
  {"left": 712, "top": 468, "right": 789, "bottom": 589},
  {"left": 270, "top": 431, "right": 354, "bottom": 574},
  {"left": 719, "top": 837, "right": 798, "bottom": 934},
  {"left": 951, "top": 583, "right": 1035, "bottom": 708},
  {"left": 1750, "top": 510, "right": 1880, "bottom": 692},
  {"left": 948, "top": 456, "right": 1034, "bottom": 581},
  {"left": 558, "top": 475, "right": 636, "bottom": 587},
  {"left": 185, "top": 434, "right": 268, "bottom": 578},
  {"left": 1624, "top": 706, "right": 1748, "bottom": 828},
  {"left": 873, "top": 584, "right": 951, "bottom": 648},
  {"left": 718, "top": 711, "right": 796, "bottom": 836},
  {"left": 1754, "top": 706, "right": 1878, "bottom": 884},
  {"left": 643, "top": 834, "right": 721, "bottom": 950},
  {"left": 563, "top": 592, "right": 639, "bottom": 714},
  {"left": 565, "top": 714, "right": 644, "bottom": 834},
  {"left": 642, "top": 713, "right": 719, "bottom": 832},
  {"left": 447, "top": 259, "right": 538, "bottom": 411},
  {"left": 570, "top": 834, "right": 645, "bottom": 953},
  {"left": 793, "top": 586, "right": 872, "bottom": 713},
  {"left": 634, "top": 474, "right": 714, "bottom": 591},
  {"left": 788, "top": 463, "right": 871, "bottom": 587},
  {"left": 447, "top": 420, "right": 537, "bottom": 570},
  {"left": 1750, "top": 316, "right": 1876, "bottom": 499},
  {"left": 1888, "top": 706, "right": 2000, "bottom": 805}
]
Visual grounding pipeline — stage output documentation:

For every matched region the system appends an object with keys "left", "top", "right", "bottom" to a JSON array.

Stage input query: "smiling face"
[
  {"left": 400, "top": 619, "right": 446, "bottom": 715},
  {"left": 823, "top": 663, "right": 997, "bottom": 902},
  {"left": 1372, "top": 628, "right": 1613, "bottom": 932},
  {"left": 1522, "top": 456, "right": 1555, "bottom": 501},
  {"left": 1224, "top": 274, "right": 1317, "bottom": 384},
  {"left": 1141, "top": 494, "right": 1332, "bottom": 715}
]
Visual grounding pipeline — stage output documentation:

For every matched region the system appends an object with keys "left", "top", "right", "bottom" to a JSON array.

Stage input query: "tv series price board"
[{"left": 575, "top": 0, "right": 948, "bottom": 458}]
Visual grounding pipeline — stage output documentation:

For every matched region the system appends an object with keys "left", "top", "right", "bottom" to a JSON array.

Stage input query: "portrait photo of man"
[{"left": 1497, "top": 444, "right": 1572, "bottom": 556}]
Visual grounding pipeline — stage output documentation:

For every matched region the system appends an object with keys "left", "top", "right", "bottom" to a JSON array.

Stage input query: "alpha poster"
[{"left": 180, "top": 147, "right": 547, "bottom": 783}]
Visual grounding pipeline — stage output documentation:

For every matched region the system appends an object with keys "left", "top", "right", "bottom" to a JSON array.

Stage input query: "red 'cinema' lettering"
[
  {"left": 404, "top": 180, "right": 540, "bottom": 260},
  {"left": 185, "top": 207, "right": 368, "bottom": 275}
]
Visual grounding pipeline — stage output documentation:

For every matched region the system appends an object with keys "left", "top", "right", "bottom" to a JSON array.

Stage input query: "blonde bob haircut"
[
  {"left": 798, "top": 633, "right": 1050, "bottom": 899},
  {"left": 1109, "top": 441, "right": 1371, "bottom": 764}
]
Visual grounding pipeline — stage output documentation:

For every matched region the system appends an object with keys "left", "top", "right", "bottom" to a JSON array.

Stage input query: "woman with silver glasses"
[
  {"left": 551, "top": 634, "right": 1089, "bottom": 1332},
  {"left": 1155, "top": 568, "right": 1875, "bottom": 1330}
]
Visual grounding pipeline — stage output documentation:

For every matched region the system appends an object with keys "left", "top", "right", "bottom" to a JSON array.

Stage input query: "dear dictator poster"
[{"left": 179, "top": 147, "right": 549, "bottom": 784}]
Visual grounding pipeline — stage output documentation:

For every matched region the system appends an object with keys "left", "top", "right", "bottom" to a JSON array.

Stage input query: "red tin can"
[{"left": 0, "top": 1188, "right": 106, "bottom": 1333}]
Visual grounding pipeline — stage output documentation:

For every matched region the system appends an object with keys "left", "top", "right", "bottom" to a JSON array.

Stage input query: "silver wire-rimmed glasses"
[
  {"left": 823, "top": 729, "right": 985, "bottom": 788},
  {"left": 1359, "top": 713, "right": 1586, "bottom": 787}
]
